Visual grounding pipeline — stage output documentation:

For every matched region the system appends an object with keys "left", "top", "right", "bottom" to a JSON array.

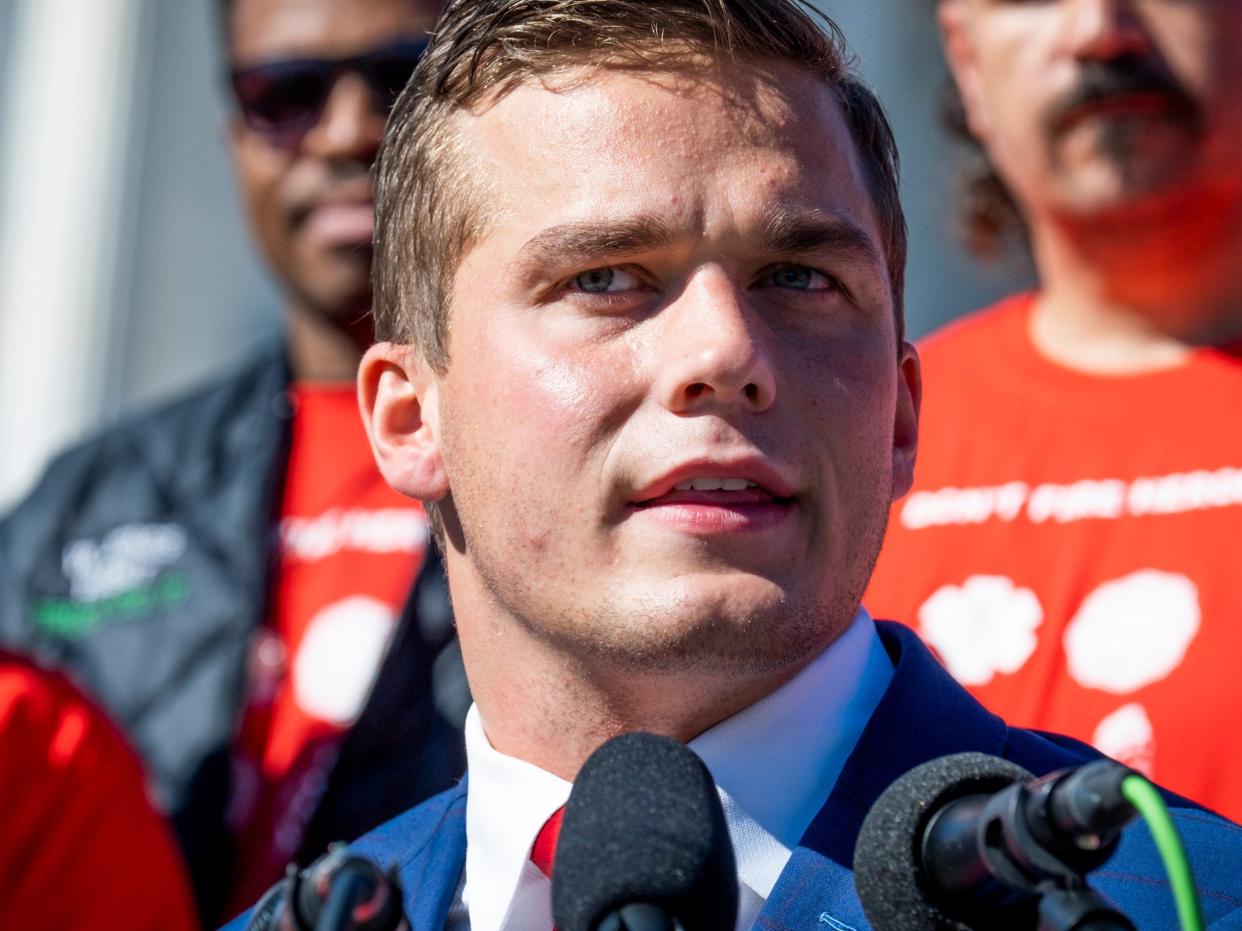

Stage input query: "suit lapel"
[
  {"left": 753, "top": 623, "right": 1011, "bottom": 931},
  {"left": 382, "top": 785, "right": 467, "bottom": 931}
]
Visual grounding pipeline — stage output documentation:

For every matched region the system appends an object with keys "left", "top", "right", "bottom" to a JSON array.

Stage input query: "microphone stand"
[
  {"left": 1038, "top": 885, "right": 1135, "bottom": 931},
  {"left": 285, "top": 844, "right": 408, "bottom": 931},
  {"left": 921, "top": 760, "right": 1140, "bottom": 930},
  {"left": 311, "top": 860, "right": 390, "bottom": 931}
]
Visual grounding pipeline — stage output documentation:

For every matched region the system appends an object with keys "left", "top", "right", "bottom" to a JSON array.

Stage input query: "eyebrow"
[
  {"left": 759, "top": 208, "right": 884, "bottom": 268},
  {"left": 513, "top": 207, "right": 884, "bottom": 276},
  {"left": 515, "top": 215, "right": 675, "bottom": 274}
]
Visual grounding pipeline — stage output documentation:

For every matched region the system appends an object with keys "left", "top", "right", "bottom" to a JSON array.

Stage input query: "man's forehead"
[
  {"left": 455, "top": 60, "right": 880, "bottom": 242},
  {"left": 230, "top": 0, "right": 439, "bottom": 61},
  {"left": 472, "top": 59, "right": 833, "bottom": 144}
]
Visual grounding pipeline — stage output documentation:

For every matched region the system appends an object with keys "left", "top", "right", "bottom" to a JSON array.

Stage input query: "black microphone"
[
  {"left": 853, "top": 753, "right": 1138, "bottom": 931},
  {"left": 551, "top": 732, "right": 739, "bottom": 931},
  {"left": 244, "top": 844, "right": 408, "bottom": 931}
]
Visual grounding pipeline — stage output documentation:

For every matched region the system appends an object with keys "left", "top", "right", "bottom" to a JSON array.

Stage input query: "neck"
[
  {"left": 447, "top": 561, "right": 818, "bottom": 782},
  {"left": 1027, "top": 190, "right": 1242, "bottom": 374},
  {"left": 285, "top": 300, "right": 369, "bottom": 382}
]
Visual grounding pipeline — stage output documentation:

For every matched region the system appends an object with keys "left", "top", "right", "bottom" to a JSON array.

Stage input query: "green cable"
[{"left": 1120, "top": 774, "right": 1205, "bottom": 931}]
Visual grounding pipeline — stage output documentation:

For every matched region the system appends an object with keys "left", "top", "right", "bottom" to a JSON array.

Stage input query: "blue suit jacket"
[{"left": 225, "top": 623, "right": 1242, "bottom": 930}]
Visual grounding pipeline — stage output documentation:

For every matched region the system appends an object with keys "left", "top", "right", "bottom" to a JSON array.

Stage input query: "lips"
[
  {"left": 301, "top": 200, "right": 374, "bottom": 248},
  {"left": 624, "top": 461, "right": 799, "bottom": 536},
  {"left": 629, "top": 487, "right": 794, "bottom": 538},
  {"left": 1054, "top": 92, "right": 1180, "bottom": 133},
  {"left": 630, "top": 461, "right": 797, "bottom": 507},
  {"left": 635, "top": 483, "right": 784, "bottom": 509}
]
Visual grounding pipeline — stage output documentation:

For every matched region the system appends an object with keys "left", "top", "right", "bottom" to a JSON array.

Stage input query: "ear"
[
  {"left": 358, "top": 342, "right": 449, "bottom": 502},
  {"left": 938, "top": 0, "right": 993, "bottom": 142},
  {"left": 890, "top": 340, "right": 922, "bottom": 502}
]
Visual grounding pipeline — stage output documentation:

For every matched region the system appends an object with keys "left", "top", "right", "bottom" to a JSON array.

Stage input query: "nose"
[
  {"left": 301, "top": 72, "right": 385, "bottom": 163},
  {"left": 1063, "top": 0, "right": 1154, "bottom": 62},
  {"left": 654, "top": 273, "right": 776, "bottom": 416}
]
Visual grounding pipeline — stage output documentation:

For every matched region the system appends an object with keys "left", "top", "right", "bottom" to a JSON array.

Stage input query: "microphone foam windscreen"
[
  {"left": 853, "top": 752, "right": 1032, "bottom": 931},
  {"left": 551, "top": 732, "right": 738, "bottom": 931}
]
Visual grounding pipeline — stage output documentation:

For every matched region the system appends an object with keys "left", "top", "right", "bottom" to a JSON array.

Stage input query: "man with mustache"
[
  {"left": 867, "top": 0, "right": 1242, "bottom": 820},
  {"left": 0, "top": 0, "right": 467, "bottom": 923}
]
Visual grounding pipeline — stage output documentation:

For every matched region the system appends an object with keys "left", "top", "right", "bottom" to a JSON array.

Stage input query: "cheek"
[
  {"left": 985, "top": 76, "right": 1042, "bottom": 149},
  {"left": 236, "top": 148, "right": 290, "bottom": 237},
  {"left": 528, "top": 355, "right": 612, "bottom": 445},
  {"left": 968, "top": 24, "right": 1053, "bottom": 145},
  {"left": 1195, "top": 24, "right": 1242, "bottom": 124},
  {"left": 1159, "top": 6, "right": 1233, "bottom": 75},
  {"left": 533, "top": 349, "right": 646, "bottom": 464},
  {"left": 795, "top": 324, "right": 895, "bottom": 405},
  {"left": 795, "top": 332, "right": 899, "bottom": 467},
  {"left": 464, "top": 368, "right": 605, "bottom": 557},
  {"left": 447, "top": 341, "right": 634, "bottom": 505}
]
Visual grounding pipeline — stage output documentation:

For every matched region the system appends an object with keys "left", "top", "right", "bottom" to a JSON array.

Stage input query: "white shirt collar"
[
  {"left": 460, "top": 706, "right": 572, "bottom": 931},
  {"left": 460, "top": 609, "right": 893, "bottom": 931}
]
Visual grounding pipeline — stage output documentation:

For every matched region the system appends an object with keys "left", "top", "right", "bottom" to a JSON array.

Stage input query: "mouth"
[
  {"left": 299, "top": 200, "right": 375, "bottom": 248},
  {"left": 1054, "top": 92, "right": 1181, "bottom": 133},
  {"left": 627, "top": 466, "right": 798, "bottom": 535}
]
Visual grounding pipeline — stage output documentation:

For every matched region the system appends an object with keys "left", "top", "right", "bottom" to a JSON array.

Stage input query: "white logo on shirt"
[
  {"left": 293, "top": 596, "right": 397, "bottom": 724},
  {"left": 280, "top": 507, "right": 427, "bottom": 562},
  {"left": 1064, "top": 570, "right": 1199, "bottom": 694},
  {"left": 916, "top": 575, "right": 1042, "bottom": 686},
  {"left": 62, "top": 522, "right": 187, "bottom": 601},
  {"left": 1092, "top": 703, "right": 1156, "bottom": 777},
  {"left": 900, "top": 466, "right": 1242, "bottom": 529}
]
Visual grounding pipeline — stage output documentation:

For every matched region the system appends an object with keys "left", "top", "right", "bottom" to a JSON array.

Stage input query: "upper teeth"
[{"left": 673, "top": 478, "right": 757, "bottom": 491}]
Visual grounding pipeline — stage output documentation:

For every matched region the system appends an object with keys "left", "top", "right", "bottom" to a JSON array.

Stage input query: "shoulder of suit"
[{"left": 351, "top": 780, "right": 468, "bottom": 868}]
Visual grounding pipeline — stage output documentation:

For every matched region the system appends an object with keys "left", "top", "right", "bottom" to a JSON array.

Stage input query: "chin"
[
  {"left": 1058, "top": 175, "right": 1196, "bottom": 221},
  {"left": 300, "top": 279, "right": 374, "bottom": 326},
  {"left": 1052, "top": 140, "right": 1203, "bottom": 214},
  {"left": 559, "top": 578, "right": 844, "bottom": 677}
]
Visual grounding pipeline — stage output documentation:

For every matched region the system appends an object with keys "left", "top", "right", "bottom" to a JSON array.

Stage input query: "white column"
[{"left": 0, "top": 0, "right": 149, "bottom": 509}]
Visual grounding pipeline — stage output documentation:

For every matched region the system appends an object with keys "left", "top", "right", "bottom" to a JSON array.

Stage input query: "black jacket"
[{"left": 0, "top": 341, "right": 467, "bottom": 924}]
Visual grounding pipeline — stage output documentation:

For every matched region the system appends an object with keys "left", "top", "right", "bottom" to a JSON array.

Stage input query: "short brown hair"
[{"left": 372, "top": 0, "right": 908, "bottom": 372}]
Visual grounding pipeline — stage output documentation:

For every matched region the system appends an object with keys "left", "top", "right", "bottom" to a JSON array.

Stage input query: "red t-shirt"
[
  {"left": 227, "top": 383, "right": 428, "bottom": 911},
  {"left": 0, "top": 652, "right": 197, "bottom": 931},
  {"left": 867, "top": 293, "right": 1242, "bottom": 821}
]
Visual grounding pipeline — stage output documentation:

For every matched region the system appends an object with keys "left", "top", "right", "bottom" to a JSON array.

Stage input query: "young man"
[
  {"left": 0, "top": 0, "right": 466, "bottom": 922},
  {"left": 867, "top": 0, "right": 1242, "bottom": 820},
  {"left": 230, "top": 1, "right": 1240, "bottom": 928}
]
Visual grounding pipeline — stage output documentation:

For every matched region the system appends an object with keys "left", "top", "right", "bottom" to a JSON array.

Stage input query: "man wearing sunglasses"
[
  {"left": 0, "top": 0, "right": 464, "bottom": 925},
  {"left": 227, "top": 1, "right": 433, "bottom": 378}
]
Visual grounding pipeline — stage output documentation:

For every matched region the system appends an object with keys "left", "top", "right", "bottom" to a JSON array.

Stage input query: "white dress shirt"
[{"left": 450, "top": 609, "right": 894, "bottom": 931}]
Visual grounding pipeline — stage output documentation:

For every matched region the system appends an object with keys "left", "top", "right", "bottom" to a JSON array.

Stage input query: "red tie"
[{"left": 531, "top": 806, "right": 566, "bottom": 878}]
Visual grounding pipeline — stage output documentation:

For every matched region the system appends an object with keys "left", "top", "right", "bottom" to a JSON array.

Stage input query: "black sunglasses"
[{"left": 230, "top": 38, "right": 429, "bottom": 150}]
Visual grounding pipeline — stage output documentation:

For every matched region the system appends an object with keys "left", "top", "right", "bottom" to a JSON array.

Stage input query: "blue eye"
[
  {"left": 775, "top": 267, "right": 813, "bottom": 289},
  {"left": 770, "top": 265, "right": 832, "bottom": 291},
  {"left": 568, "top": 266, "right": 645, "bottom": 294},
  {"left": 575, "top": 268, "right": 616, "bottom": 292}
]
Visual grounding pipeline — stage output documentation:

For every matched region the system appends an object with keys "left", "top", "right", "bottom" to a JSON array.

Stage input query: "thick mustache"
[{"left": 1044, "top": 56, "right": 1199, "bottom": 135}]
